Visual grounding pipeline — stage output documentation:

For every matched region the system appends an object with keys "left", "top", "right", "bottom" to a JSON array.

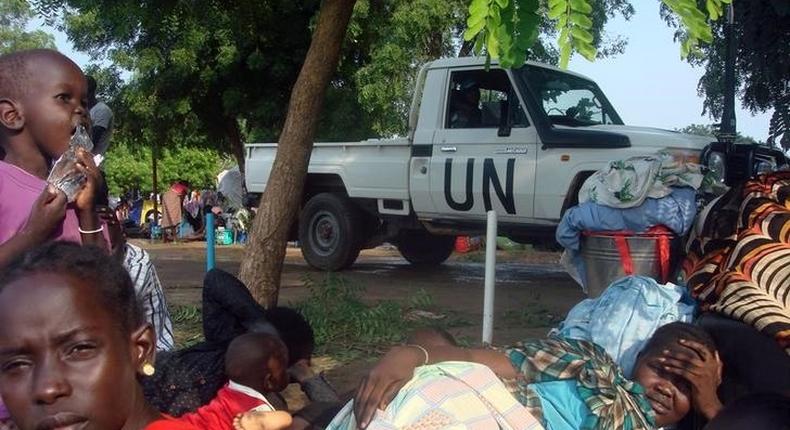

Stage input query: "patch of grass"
[
  {"left": 501, "top": 296, "right": 563, "bottom": 328},
  {"left": 169, "top": 304, "right": 204, "bottom": 348},
  {"left": 294, "top": 274, "right": 459, "bottom": 363}
]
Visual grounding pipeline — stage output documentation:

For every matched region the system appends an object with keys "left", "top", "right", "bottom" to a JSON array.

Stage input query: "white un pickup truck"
[{"left": 246, "top": 57, "right": 713, "bottom": 271}]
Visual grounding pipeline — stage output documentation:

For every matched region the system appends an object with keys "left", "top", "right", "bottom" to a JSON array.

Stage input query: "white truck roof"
[{"left": 425, "top": 56, "right": 595, "bottom": 82}]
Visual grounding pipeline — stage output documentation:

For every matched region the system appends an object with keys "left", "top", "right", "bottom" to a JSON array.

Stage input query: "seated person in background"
[
  {"left": 177, "top": 333, "right": 290, "bottom": 430},
  {"left": 342, "top": 322, "right": 723, "bottom": 430},
  {"left": 448, "top": 80, "right": 482, "bottom": 128}
]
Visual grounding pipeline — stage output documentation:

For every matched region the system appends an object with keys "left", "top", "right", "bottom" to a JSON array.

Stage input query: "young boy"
[
  {"left": 178, "top": 333, "right": 291, "bottom": 430},
  {"left": 0, "top": 49, "right": 104, "bottom": 269}
]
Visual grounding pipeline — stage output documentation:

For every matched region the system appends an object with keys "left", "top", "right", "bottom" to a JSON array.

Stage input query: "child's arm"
[
  {"left": 0, "top": 186, "right": 67, "bottom": 269},
  {"left": 73, "top": 149, "right": 107, "bottom": 250}
]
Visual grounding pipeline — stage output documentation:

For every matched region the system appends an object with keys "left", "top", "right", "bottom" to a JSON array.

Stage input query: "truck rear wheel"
[
  {"left": 298, "top": 193, "right": 363, "bottom": 271},
  {"left": 396, "top": 230, "right": 455, "bottom": 266}
]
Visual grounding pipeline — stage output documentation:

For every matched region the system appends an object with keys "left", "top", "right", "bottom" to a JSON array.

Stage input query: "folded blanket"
[{"left": 326, "top": 362, "right": 543, "bottom": 430}]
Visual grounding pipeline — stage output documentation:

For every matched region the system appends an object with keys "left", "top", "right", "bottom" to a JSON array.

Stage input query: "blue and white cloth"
[{"left": 554, "top": 275, "right": 696, "bottom": 377}]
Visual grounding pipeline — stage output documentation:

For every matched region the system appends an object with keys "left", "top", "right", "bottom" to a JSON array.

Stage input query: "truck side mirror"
[{"left": 498, "top": 100, "right": 512, "bottom": 137}]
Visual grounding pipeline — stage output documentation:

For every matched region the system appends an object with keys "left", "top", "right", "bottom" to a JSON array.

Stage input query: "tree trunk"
[
  {"left": 226, "top": 117, "right": 246, "bottom": 179},
  {"left": 238, "top": 0, "right": 357, "bottom": 308}
]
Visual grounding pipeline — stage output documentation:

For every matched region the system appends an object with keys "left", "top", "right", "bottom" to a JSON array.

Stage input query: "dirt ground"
[{"left": 136, "top": 240, "right": 585, "bottom": 408}]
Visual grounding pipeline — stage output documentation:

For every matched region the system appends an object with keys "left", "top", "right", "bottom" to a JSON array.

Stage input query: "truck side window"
[{"left": 446, "top": 69, "right": 529, "bottom": 129}]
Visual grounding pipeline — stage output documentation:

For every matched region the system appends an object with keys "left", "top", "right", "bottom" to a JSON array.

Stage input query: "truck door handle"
[
  {"left": 440, "top": 146, "right": 457, "bottom": 153},
  {"left": 494, "top": 147, "right": 528, "bottom": 154}
]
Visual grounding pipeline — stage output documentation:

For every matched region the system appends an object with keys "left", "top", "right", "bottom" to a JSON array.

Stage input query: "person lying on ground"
[
  {"left": 142, "top": 269, "right": 340, "bottom": 428},
  {"left": 0, "top": 241, "right": 185, "bottom": 430},
  {"left": 345, "top": 323, "right": 722, "bottom": 430},
  {"left": 175, "top": 333, "right": 291, "bottom": 430}
]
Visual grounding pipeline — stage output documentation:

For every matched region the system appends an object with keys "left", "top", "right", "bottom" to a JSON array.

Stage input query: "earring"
[{"left": 142, "top": 363, "right": 156, "bottom": 376}]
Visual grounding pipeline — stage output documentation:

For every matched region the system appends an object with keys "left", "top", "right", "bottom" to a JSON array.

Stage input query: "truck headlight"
[
  {"left": 707, "top": 151, "right": 726, "bottom": 182},
  {"left": 754, "top": 159, "right": 775, "bottom": 175}
]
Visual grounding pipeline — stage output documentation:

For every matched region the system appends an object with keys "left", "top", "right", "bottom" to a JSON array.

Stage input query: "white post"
[{"left": 482, "top": 210, "right": 497, "bottom": 345}]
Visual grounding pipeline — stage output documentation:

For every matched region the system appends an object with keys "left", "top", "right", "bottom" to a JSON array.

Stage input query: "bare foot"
[{"left": 233, "top": 410, "right": 293, "bottom": 430}]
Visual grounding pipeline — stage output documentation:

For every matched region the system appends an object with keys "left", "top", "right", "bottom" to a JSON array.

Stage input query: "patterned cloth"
[
  {"left": 579, "top": 154, "right": 707, "bottom": 209},
  {"left": 124, "top": 243, "right": 175, "bottom": 351},
  {"left": 326, "top": 362, "right": 544, "bottom": 430},
  {"left": 555, "top": 276, "right": 695, "bottom": 377},
  {"left": 683, "top": 172, "right": 790, "bottom": 353},
  {"left": 504, "top": 337, "right": 655, "bottom": 430}
]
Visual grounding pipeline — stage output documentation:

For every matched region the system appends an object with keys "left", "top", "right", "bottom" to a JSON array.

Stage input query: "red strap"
[
  {"left": 614, "top": 235, "right": 634, "bottom": 275},
  {"left": 657, "top": 234, "right": 671, "bottom": 282}
]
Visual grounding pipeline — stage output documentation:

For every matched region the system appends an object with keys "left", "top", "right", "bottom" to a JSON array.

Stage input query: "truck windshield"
[{"left": 519, "top": 66, "right": 623, "bottom": 127}]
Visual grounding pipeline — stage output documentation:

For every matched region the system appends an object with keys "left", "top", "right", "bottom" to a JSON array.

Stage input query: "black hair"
[
  {"left": 638, "top": 322, "right": 717, "bottom": 361},
  {"left": 224, "top": 332, "right": 288, "bottom": 390},
  {"left": 264, "top": 306, "right": 315, "bottom": 365},
  {"left": 0, "top": 49, "right": 70, "bottom": 101},
  {"left": 86, "top": 75, "right": 97, "bottom": 97},
  {"left": 0, "top": 241, "right": 143, "bottom": 335}
]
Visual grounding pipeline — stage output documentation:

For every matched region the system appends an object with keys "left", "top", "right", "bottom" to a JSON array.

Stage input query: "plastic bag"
[{"left": 47, "top": 125, "right": 94, "bottom": 202}]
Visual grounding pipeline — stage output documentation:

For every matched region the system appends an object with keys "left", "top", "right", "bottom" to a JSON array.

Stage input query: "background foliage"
[
  {"left": 0, "top": 0, "right": 54, "bottom": 53},
  {"left": 102, "top": 142, "right": 229, "bottom": 196}
]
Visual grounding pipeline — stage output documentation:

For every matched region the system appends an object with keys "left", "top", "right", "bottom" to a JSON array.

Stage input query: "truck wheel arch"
[{"left": 560, "top": 170, "right": 595, "bottom": 215}]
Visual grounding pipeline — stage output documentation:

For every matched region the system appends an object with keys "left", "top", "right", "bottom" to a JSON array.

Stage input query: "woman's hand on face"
[
  {"left": 74, "top": 148, "right": 101, "bottom": 212},
  {"left": 659, "top": 339, "right": 723, "bottom": 420},
  {"left": 354, "top": 346, "right": 424, "bottom": 429}
]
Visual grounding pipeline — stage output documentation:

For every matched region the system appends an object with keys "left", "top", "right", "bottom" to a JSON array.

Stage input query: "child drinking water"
[{"left": 0, "top": 49, "right": 104, "bottom": 270}]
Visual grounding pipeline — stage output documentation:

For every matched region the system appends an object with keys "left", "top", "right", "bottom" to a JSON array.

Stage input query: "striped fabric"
[
  {"left": 504, "top": 337, "right": 654, "bottom": 430},
  {"left": 684, "top": 172, "right": 790, "bottom": 353},
  {"left": 124, "top": 243, "right": 175, "bottom": 351},
  {"left": 326, "top": 362, "right": 544, "bottom": 430}
]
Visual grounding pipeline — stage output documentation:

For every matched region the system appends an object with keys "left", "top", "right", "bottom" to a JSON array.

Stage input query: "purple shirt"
[{"left": 0, "top": 161, "right": 82, "bottom": 245}]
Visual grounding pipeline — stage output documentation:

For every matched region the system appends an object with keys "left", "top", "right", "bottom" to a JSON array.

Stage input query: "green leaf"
[
  {"left": 495, "top": 0, "right": 509, "bottom": 9},
  {"left": 469, "top": 0, "right": 489, "bottom": 18},
  {"left": 548, "top": 3, "right": 566, "bottom": 19},
  {"left": 548, "top": 0, "right": 567, "bottom": 9},
  {"left": 576, "top": 42, "right": 597, "bottom": 61},
  {"left": 559, "top": 42, "right": 572, "bottom": 68},
  {"left": 706, "top": 0, "right": 719, "bottom": 20},
  {"left": 465, "top": 16, "right": 487, "bottom": 40},
  {"left": 488, "top": 4, "right": 502, "bottom": 27},
  {"left": 569, "top": 12, "right": 593, "bottom": 29},
  {"left": 555, "top": 14, "right": 568, "bottom": 31},
  {"left": 558, "top": 26, "right": 570, "bottom": 46},
  {"left": 570, "top": 26, "right": 593, "bottom": 43},
  {"left": 569, "top": 0, "right": 592, "bottom": 14},
  {"left": 487, "top": 24, "right": 500, "bottom": 58}
]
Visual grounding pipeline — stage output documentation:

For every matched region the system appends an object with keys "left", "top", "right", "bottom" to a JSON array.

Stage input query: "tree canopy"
[{"left": 1, "top": 0, "right": 55, "bottom": 54}]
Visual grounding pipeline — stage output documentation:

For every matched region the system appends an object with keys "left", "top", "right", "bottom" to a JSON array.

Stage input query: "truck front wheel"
[
  {"left": 396, "top": 230, "right": 455, "bottom": 267},
  {"left": 298, "top": 193, "right": 363, "bottom": 271}
]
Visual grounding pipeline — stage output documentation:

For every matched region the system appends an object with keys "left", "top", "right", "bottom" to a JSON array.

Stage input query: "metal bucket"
[{"left": 580, "top": 231, "right": 678, "bottom": 297}]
